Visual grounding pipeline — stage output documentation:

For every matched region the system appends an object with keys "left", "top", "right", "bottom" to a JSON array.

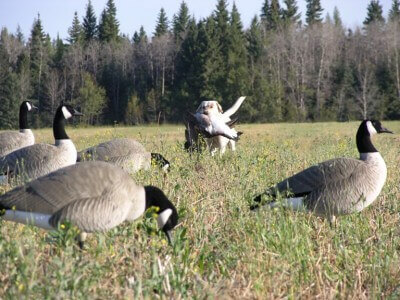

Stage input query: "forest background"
[{"left": 1, "top": 0, "right": 400, "bottom": 128}]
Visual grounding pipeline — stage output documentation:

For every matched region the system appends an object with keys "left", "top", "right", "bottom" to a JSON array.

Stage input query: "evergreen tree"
[
  {"left": 247, "top": 16, "right": 262, "bottom": 64},
  {"left": 133, "top": 26, "right": 149, "bottom": 105},
  {"left": 225, "top": 3, "right": 248, "bottom": 103},
  {"left": 364, "top": 0, "right": 385, "bottom": 25},
  {"left": 173, "top": 19, "right": 200, "bottom": 115},
  {"left": 83, "top": 0, "right": 98, "bottom": 41},
  {"left": 282, "top": 0, "right": 301, "bottom": 25},
  {"left": 68, "top": 11, "right": 84, "bottom": 44},
  {"left": 154, "top": 8, "right": 169, "bottom": 37},
  {"left": 260, "top": 0, "right": 269, "bottom": 21},
  {"left": 214, "top": 0, "right": 230, "bottom": 59},
  {"left": 53, "top": 34, "right": 65, "bottom": 68},
  {"left": 98, "top": 0, "right": 119, "bottom": 42},
  {"left": 325, "top": 13, "right": 332, "bottom": 24},
  {"left": 16, "top": 25, "right": 24, "bottom": 43},
  {"left": 173, "top": 1, "right": 190, "bottom": 41},
  {"left": 389, "top": 0, "right": 400, "bottom": 21},
  {"left": 0, "top": 29, "right": 20, "bottom": 128},
  {"left": 268, "top": 0, "right": 282, "bottom": 30},
  {"left": 133, "top": 26, "right": 147, "bottom": 44},
  {"left": 306, "top": 0, "right": 323, "bottom": 26},
  {"left": 333, "top": 6, "right": 343, "bottom": 27},
  {"left": 29, "top": 15, "right": 46, "bottom": 105}
]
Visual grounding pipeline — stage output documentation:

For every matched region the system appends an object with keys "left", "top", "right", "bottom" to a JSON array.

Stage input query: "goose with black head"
[
  {"left": 0, "top": 101, "right": 38, "bottom": 157},
  {"left": 0, "top": 161, "right": 179, "bottom": 248},
  {"left": 251, "top": 120, "right": 393, "bottom": 222},
  {"left": 0, "top": 104, "right": 82, "bottom": 183}
]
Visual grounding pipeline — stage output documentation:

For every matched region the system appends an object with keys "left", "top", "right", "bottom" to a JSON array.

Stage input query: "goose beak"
[
  {"left": 165, "top": 230, "right": 173, "bottom": 245},
  {"left": 32, "top": 104, "right": 39, "bottom": 112},
  {"left": 73, "top": 109, "right": 83, "bottom": 116},
  {"left": 379, "top": 127, "right": 393, "bottom": 134}
]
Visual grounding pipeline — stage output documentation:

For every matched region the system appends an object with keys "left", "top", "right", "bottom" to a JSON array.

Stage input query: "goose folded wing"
[
  {"left": 0, "top": 162, "right": 130, "bottom": 214},
  {"left": 274, "top": 158, "right": 365, "bottom": 197},
  {"left": 79, "top": 139, "right": 146, "bottom": 162},
  {"left": 49, "top": 191, "right": 133, "bottom": 232},
  {"left": 0, "top": 132, "right": 25, "bottom": 156},
  {"left": 0, "top": 144, "right": 55, "bottom": 175}
]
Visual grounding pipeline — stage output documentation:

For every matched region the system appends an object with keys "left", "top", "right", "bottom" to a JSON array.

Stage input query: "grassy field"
[{"left": 1, "top": 121, "right": 400, "bottom": 298}]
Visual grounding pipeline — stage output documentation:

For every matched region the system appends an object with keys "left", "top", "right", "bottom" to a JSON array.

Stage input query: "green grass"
[{"left": 1, "top": 122, "right": 400, "bottom": 298}]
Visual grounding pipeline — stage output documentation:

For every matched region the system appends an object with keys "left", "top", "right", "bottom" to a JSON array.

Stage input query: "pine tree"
[
  {"left": 389, "top": 0, "right": 400, "bottom": 21},
  {"left": 53, "top": 34, "right": 65, "bottom": 68},
  {"left": 98, "top": 0, "right": 119, "bottom": 42},
  {"left": 260, "top": 0, "right": 269, "bottom": 21},
  {"left": 83, "top": 0, "right": 98, "bottom": 41},
  {"left": 173, "top": 19, "right": 200, "bottom": 114},
  {"left": 268, "top": 0, "right": 282, "bottom": 30},
  {"left": 173, "top": 1, "right": 190, "bottom": 41},
  {"left": 29, "top": 15, "right": 46, "bottom": 101},
  {"left": 364, "top": 0, "right": 385, "bottom": 25},
  {"left": 132, "top": 25, "right": 149, "bottom": 104},
  {"left": 29, "top": 14, "right": 51, "bottom": 124},
  {"left": 133, "top": 26, "right": 147, "bottom": 44},
  {"left": 306, "top": 0, "right": 323, "bottom": 26},
  {"left": 16, "top": 25, "right": 24, "bottom": 43},
  {"left": 0, "top": 29, "right": 21, "bottom": 128},
  {"left": 247, "top": 16, "right": 262, "bottom": 64},
  {"left": 325, "top": 13, "right": 332, "bottom": 24},
  {"left": 68, "top": 11, "right": 84, "bottom": 44},
  {"left": 333, "top": 6, "right": 342, "bottom": 27},
  {"left": 225, "top": 3, "right": 248, "bottom": 103},
  {"left": 282, "top": 0, "right": 301, "bottom": 25},
  {"left": 154, "top": 8, "right": 169, "bottom": 37},
  {"left": 214, "top": 0, "right": 230, "bottom": 59}
]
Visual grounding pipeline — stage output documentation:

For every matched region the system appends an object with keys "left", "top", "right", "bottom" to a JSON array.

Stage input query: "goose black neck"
[
  {"left": 151, "top": 153, "right": 170, "bottom": 168},
  {"left": 144, "top": 186, "right": 178, "bottom": 228},
  {"left": 53, "top": 108, "right": 69, "bottom": 140},
  {"left": 19, "top": 104, "right": 29, "bottom": 130},
  {"left": 356, "top": 123, "right": 377, "bottom": 153}
]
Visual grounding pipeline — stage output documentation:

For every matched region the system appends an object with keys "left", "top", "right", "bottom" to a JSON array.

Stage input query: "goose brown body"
[{"left": 0, "top": 161, "right": 146, "bottom": 232}]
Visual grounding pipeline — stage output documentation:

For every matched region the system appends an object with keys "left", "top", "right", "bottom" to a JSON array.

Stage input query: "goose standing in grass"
[
  {"left": 0, "top": 161, "right": 178, "bottom": 248},
  {"left": 0, "top": 101, "right": 38, "bottom": 157},
  {"left": 251, "top": 120, "right": 393, "bottom": 222},
  {"left": 0, "top": 104, "right": 82, "bottom": 182},
  {"left": 77, "top": 138, "right": 171, "bottom": 173}
]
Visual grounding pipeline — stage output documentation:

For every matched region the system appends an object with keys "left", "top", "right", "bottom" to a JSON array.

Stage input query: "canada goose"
[
  {"left": 77, "top": 138, "right": 170, "bottom": 173},
  {"left": 0, "top": 161, "right": 178, "bottom": 248},
  {"left": 0, "top": 101, "right": 38, "bottom": 157},
  {"left": 186, "top": 112, "right": 242, "bottom": 141},
  {"left": 0, "top": 104, "right": 82, "bottom": 182},
  {"left": 251, "top": 120, "right": 393, "bottom": 222}
]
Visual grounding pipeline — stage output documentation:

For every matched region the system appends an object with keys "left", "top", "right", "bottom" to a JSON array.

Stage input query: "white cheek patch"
[
  {"left": 366, "top": 121, "right": 377, "bottom": 135},
  {"left": 162, "top": 163, "right": 170, "bottom": 172},
  {"left": 157, "top": 208, "right": 173, "bottom": 229},
  {"left": 62, "top": 106, "right": 73, "bottom": 119},
  {"left": 26, "top": 102, "right": 32, "bottom": 111}
]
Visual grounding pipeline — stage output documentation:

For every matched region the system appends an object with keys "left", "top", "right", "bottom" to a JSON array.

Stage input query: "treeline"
[{"left": 1, "top": 0, "right": 400, "bottom": 128}]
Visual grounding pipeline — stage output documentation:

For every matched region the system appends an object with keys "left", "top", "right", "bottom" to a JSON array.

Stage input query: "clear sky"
[{"left": 0, "top": 0, "right": 393, "bottom": 41}]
